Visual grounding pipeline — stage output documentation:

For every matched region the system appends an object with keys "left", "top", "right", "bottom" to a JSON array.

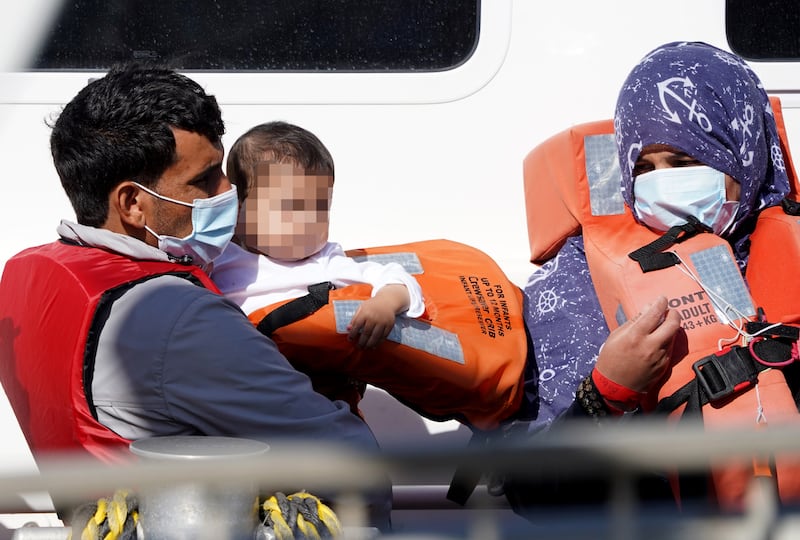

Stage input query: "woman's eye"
[
  {"left": 632, "top": 163, "right": 653, "bottom": 176},
  {"left": 674, "top": 160, "right": 703, "bottom": 167}
]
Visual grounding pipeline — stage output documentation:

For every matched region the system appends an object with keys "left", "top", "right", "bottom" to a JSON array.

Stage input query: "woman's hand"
[{"left": 595, "top": 296, "right": 681, "bottom": 393}]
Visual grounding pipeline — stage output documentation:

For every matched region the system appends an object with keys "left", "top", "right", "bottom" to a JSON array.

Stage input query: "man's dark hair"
[
  {"left": 226, "top": 121, "right": 334, "bottom": 203},
  {"left": 50, "top": 63, "right": 225, "bottom": 227}
]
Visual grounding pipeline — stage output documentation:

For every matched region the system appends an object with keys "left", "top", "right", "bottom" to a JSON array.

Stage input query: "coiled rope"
[
  {"left": 68, "top": 489, "right": 138, "bottom": 540},
  {"left": 68, "top": 489, "right": 342, "bottom": 539},
  {"left": 261, "top": 491, "right": 343, "bottom": 539}
]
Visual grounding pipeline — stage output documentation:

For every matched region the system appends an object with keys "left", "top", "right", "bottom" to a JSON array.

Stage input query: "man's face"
[
  {"left": 237, "top": 161, "right": 333, "bottom": 261},
  {"left": 146, "top": 128, "right": 229, "bottom": 243}
]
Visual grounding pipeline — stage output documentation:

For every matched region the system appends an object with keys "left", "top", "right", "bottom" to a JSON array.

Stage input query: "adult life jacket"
[
  {"left": 0, "top": 240, "right": 218, "bottom": 463},
  {"left": 246, "top": 239, "right": 530, "bottom": 432},
  {"left": 522, "top": 100, "right": 800, "bottom": 508}
]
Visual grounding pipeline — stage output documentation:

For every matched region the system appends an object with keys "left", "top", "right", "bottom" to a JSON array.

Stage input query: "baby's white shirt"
[{"left": 211, "top": 241, "right": 425, "bottom": 318}]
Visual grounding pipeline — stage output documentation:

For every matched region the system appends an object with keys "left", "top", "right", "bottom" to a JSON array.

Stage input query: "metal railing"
[{"left": 3, "top": 419, "right": 800, "bottom": 539}]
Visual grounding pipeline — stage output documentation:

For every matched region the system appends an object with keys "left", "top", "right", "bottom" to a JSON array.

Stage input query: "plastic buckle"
[
  {"left": 693, "top": 354, "right": 735, "bottom": 403},
  {"left": 694, "top": 347, "right": 759, "bottom": 403}
]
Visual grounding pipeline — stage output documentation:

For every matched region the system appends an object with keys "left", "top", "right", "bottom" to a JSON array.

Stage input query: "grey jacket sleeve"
[{"left": 92, "top": 275, "right": 379, "bottom": 451}]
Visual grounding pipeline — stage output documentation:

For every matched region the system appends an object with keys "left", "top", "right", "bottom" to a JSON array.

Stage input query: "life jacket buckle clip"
[{"left": 693, "top": 346, "right": 758, "bottom": 404}]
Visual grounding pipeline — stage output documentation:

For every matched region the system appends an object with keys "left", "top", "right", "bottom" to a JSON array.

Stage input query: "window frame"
[{"left": 0, "top": 1, "right": 510, "bottom": 106}]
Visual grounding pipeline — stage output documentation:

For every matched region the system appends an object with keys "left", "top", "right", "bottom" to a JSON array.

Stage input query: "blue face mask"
[
  {"left": 134, "top": 182, "right": 238, "bottom": 269},
  {"left": 633, "top": 166, "right": 740, "bottom": 236}
]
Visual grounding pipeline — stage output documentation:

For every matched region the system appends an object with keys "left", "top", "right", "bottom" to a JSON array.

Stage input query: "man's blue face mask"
[
  {"left": 134, "top": 182, "right": 239, "bottom": 269},
  {"left": 632, "top": 166, "right": 740, "bottom": 236}
]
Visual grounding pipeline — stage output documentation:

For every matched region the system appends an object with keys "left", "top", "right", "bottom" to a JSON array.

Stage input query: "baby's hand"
[
  {"left": 347, "top": 284, "right": 410, "bottom": 348},
  {"left": 347, "top": 297, "right": 397, "bottom": 349}
]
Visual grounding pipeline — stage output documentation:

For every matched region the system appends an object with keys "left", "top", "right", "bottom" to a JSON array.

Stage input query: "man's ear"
[{"left": 112, "top": 181, "right": 148, "bottom": 230}]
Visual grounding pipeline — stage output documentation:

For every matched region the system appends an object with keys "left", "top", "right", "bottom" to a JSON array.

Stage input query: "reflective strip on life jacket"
[
  {"left": 247, "top": 239, "right": 529, "bottom": 431},
  {"left": 579, "top": 135, "right": 800, "bottom": 509},
  {"left": 522, "top": 106, "right": 800, "bottom": 508}
]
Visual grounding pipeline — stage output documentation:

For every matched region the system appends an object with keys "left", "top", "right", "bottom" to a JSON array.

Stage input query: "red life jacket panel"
[
  {"left": 0, "top": 240, "right": 218, "bottom": 463},
  {"left": 247, "top": 239, "right": 529, "bottom": 431}
]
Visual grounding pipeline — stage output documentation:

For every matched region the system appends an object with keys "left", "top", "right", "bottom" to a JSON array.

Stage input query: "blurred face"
[
  {"left": 634, "top": 144, "right": 740, "bottom": 202},
  {"left": 145, "top": 128, "right": 230, "bottom": 244},
  {"left": 237, "top": 161, "right": 333, "bottom": 261}
]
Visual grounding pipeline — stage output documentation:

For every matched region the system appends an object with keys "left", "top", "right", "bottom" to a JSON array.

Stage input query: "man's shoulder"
[
  {"left": 115, "top": 273, "right": 249, "bottom": 337},
  {"left": 133, "top": 272, "right": 217, "bottom": 293},
  {"left": 121, "top": 273, "right": 223, "bottom": 315},
  {"left": 57, "top": 220, "right": 171, "bottom": 263}
]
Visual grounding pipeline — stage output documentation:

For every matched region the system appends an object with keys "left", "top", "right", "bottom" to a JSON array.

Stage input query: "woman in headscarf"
[
  {"left": 511, "top": 41, "right": 799, "bottom": 513},
  {"left": 616, "top": 41, "right": 789, "bottom": 269}
]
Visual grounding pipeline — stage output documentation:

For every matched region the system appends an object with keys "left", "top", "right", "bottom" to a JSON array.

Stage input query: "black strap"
[
  {"left": 657, "top": 341, "right": 794, "bottom": 502},
  {"left": 781, "top": 197, "right": 800, "bottom": 216},
  {"left": 446, "top": 431, "right": 489, "bottom": 506},
  {"left": 628, "top": 216, "right": 711, "bottom": 273},
  {"left": 255, "top": 281, "right": 334, "bottom": 336},
  {"left": 656, "top": 345, "right": 768, "bottom": 414},
  {"left": 745, "top": 321, "right": 800, "bottom": 341}
]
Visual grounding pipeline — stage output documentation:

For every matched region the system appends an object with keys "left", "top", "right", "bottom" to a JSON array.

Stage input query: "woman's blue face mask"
[{"left": 632, "top": 166, "right": 740, "bottom": 236}]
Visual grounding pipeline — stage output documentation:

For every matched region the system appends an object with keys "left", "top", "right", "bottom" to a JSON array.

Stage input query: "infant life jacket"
[
  {"left": 523, "top": 108, "right": 800, "bottom": 508},
  {"left": 0, "top": 240, "right": 218, "bottom": 463},
  {"left": 247, "top": 239, "right": 530, "bottom": 432}
]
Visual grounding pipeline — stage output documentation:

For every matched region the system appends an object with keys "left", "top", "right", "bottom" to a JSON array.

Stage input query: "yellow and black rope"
[
  {"left": 67, "top": 488, "right": 342, "bottom": 539},
  {"left": 68, "top": 489, "right": 139, "bottom": 540},
  {"left": 261, "top": 491, "right": 343, "bottom": 539}
]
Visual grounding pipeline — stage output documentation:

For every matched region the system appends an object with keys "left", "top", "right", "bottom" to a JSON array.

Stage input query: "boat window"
[
  {"left": 726, "top": 0, "right": 800, "bottom": 60},
  {"left": 32, "top": 0, "right": 480, "bottom": 72}
]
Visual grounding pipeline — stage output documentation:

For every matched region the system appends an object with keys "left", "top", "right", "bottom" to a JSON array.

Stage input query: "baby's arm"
[{"left": 347, "top": 284, "right": 410, "bottom": 349}]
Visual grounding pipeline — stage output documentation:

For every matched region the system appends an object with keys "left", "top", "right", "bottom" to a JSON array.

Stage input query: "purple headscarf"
[{"left": 615, "top": 41, "right": 789, "bottom": 247}]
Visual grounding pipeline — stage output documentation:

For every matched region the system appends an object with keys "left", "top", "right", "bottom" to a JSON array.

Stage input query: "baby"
[{"left": 212, "top": 121, "right": 424, "bottom": 349}]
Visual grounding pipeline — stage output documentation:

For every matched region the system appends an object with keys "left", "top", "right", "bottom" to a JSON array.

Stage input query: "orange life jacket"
[
  {"left": 0, "top": 240, "right": 218, "bottom": 463},
  {"left": 522, "top": 99, "right": 800, "bottom": 508},
  {"left": 247, "top": 239, "right": 529, "bottom": 431}
]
